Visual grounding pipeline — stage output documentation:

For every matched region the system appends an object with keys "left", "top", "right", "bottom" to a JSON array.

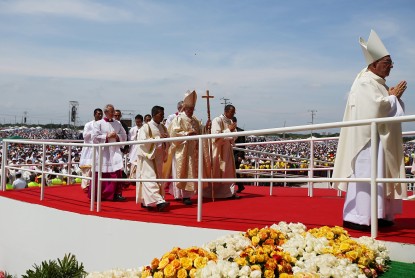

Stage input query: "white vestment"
[
  {"left": 203, "top": 114, "right": 236, "bottom": 198},
  {"left": 79, "top": 120, "right": 95, "bottom": 189},
  {"left": 92, "top": 119, "right": 127, "bottom": 173},
  {"left": 80, "top": 120, "right": 95, "bottom": 167},
  {"left": 333, "top": 70, "right": 407, "bottom": 225},
  {"left": 128, "top": 125, "right": 142, "bottom": 165},
  {"left": 136, "top": 120, "right": 168, "bottom": 206}
]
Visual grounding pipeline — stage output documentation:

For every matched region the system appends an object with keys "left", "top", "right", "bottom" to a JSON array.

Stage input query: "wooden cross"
[
  {"left": 202, "top": 90, "right": 215, "bottom": 200},
  {"left": 202, "top": 90, "right": 214, "bottom": 132}
]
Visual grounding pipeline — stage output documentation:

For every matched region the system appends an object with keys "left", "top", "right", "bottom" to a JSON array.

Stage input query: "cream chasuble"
[
  {"left": 164, "top": 112, "right": 211, "bottom": 193},
  {"left": 136, "top": 120, "right": 168, "bottom": 206},
  {"left": 203, "top": 114, "right": 236, "bottom": 198},
  {"left": 333, "top": 70, "right": 407, "bottom": 224}
]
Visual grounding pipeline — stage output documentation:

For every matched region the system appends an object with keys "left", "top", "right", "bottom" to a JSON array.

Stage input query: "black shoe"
[
  {"left": 343, "top": 220, "right": 370, "bottom": 231},
  {"left": 378, "top": 219, "right": 394, "bottom": 227},
  {"left": 141, "top": 203, "right": 153, "bottom": 210},
  {"left": 229, "top": 194, "right": 241, "bottom": 200},
  {"left": 157, "top": 202, "right": 170, "bottom": 212},
  {"left": 183, "top": 198, "right": 193, "bottom": 205},
  {"left": 236, "top": 185, "right": 245, "bottom": 193},
  {"left": 113, "top": 194, "right": 127, "bottom": 202}
]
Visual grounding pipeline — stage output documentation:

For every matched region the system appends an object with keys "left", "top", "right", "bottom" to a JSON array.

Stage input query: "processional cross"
[{"left": 202, "top": 90, "right": 215, "bottom": 200}]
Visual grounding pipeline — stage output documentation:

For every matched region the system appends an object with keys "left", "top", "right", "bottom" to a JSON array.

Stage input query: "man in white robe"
[
  {"left": 79, "top": 108, "right": 103, "bottom": 192},
  {"left": 204, "top": 104, "right": 239, "bottom": 199},
  {"left": 165, "top": 101, "right": 183, "bottom": 129},
  {"left": 90, "top": 104, "right": 127, "bottom": 202},
  {"left": 165, "top": 90, "right": 212, "bottom": 205},
  {"left": 333, "top": 30, "right": 408, "bottom": 230},
  {"left": 128, "top": 114, "right": 143, "bottom": 179},
  {"left": 136, "top": 106, "right": 170, "bottom": 212}
]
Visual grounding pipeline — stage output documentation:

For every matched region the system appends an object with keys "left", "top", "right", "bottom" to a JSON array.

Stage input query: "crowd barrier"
[{"left": 2, "top": 114, "right": 415, "bottom": 238}]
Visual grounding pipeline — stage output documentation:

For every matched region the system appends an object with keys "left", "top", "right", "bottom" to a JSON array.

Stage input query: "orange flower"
[{"left": 150, "top": 258, "right": 160, "bottom": 270}]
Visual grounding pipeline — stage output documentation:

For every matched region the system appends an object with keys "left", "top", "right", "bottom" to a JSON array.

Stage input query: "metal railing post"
[
  {"left": 370, "top": 122, "right": 378, "bottom": 238},
  {"left": 197, "top": 137, "right": 203, "bottom": 222},
  {"left": 90, "top": 145, "right": 96, "bottom": 211},
  {"left": 308, "top": 136, "right": 314, "bottom": 197},
  {"left": 97, "top": 146, "right": 103, "bottom": 212},
  {"left": 270, "top": 157, "right": 274, "bottom": 195},
  {"left": 1, "top": 141, "right": 7, "bottom": 191},
  {"left": 41, "top": 143, "right": 46, "bottom": 200},
  {"left": 1, "top": 140, "right": 7, "bottom": 191}
]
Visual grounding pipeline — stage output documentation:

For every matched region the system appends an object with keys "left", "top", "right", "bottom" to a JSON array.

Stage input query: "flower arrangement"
[
  {"left": 140, "top": 247, "right": 217, "bottom": 278},
  {"left": 86, "top": 222, "right": 390, "bottom": 278}
]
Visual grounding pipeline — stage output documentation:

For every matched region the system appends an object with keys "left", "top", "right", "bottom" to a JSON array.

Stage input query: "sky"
[{"left": 0, "top": 0, "right": 414, "bottom": 132}]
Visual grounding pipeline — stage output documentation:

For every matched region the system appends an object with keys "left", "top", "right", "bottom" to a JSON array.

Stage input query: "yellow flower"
[
  {"left": 235, "top": 257, "right": 247, "bottom": 266},
  {"left": 153, "top": 271, "right": 164, "bottom": 278},
  {"left": 180, "top": 257, "right": 193, "bottom": 270},
  {"left": 158, "top": 258, "right": 170, "bottom": 269},
  {"left": 187, "top": 251, "right": 198, "bottom": 260},
  {"left": 280, "top": 273, "right": 294, "bottom": 278},
  {"left": 171, "top": 258, "right": 181, "bottom": 270},
  {"left": 250, "top": 264, "right": 261, "bottom": 271},
  {"left": 346, "top": 250, "right": 358, "bottom": 262},
  {"left": 247, "top": 228, "right": 259, "bottom": 237},
  {"left": 358, "top": 256, "right": 369, "bottom": 266},
  {"left": 339, "top": 242, "right": 350, "bottom": 252},
  {"left": 326, "top": 231, "right": 334, "bottom": 240},
  {"left": 189, "top": 268, "right": 197, "bottom": 278},
  {"left": 264, "top": 269, "right": 276, "bottom": 278},
  {"left": 163, "top": 264, "right": 176, "bottom": 277},
  {"left": 194, "top": 256, "right": 208, "bottom": 269},
  {"left": 177, "top": 268, "right": 188, "bottom": 278},
  {"left": 252, "top": 236, "right": 260, "bottom": 246},
  {"left": 141, "top": 269, "right": 152, "bottom": 278},
  {"left": 177, "top": 249, "right": 188, "bottom": 258}
]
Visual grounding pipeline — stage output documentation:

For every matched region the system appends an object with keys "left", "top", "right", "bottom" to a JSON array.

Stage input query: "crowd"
[
  {"left": 240, "top": 136, "right": 415, "bottom": 175},
  {"left": 0, "top": 127, "right": 80, "bottom": 140}
]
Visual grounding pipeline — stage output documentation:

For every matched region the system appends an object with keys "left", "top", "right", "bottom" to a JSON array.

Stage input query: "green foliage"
[{"left": 22, "top": 253, "right": 87, "bottom": 278}]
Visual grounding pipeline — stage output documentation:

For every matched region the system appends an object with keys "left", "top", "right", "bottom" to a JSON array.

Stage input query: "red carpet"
[{"left": 1, "top": 185, "right": 415, "bottom": 244}]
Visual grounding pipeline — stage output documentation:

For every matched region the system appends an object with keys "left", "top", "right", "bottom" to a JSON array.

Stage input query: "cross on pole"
[
  {"left": 202, "top": 90, "right": 214, "bottom": 131},
  {"left": 202, "top": 90, "right": 215, "bottom": 200}
]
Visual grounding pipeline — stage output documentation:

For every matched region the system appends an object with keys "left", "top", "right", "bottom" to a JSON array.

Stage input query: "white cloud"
[{"left": 0, "top": 0, "right": 136, "bottom": 22}]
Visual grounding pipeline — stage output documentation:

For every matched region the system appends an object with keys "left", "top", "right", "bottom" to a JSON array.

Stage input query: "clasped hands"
[
  {"left": 389, "top": 80, "right": 407, "bottom": 99},
  {"left": 106, "top": 131, "right": 117, "bottom": 139}
]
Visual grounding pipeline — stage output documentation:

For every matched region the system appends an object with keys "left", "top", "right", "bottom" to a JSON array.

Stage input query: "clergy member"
[
  {"left": 79, "top": 108, "right": 103, "bottom": 192},
  {"left": 203, "top": 104, "right": 240, "bottom": 199},
  {"left": 333, "top": 30, "right": 408, "bottom": 231},
  {"left": 136, "top": 106, "right": 170, "bottom": 212},
  {"left": 91, "top": 104, "right": 127, "bottom": 202},
  {"left": 165, "top": 90, "right": 211, "bottom": 205},
  {"left": 128, "top": 114, "right": 144, "bottom": 180}
]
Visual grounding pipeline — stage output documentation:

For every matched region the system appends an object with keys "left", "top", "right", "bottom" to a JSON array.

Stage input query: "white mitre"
[
  {"left": 359, "top": 29, "right": 390, "bottom": 65},
  {"left": 182, "top": 90, "right": 197, "bottom": 108}
]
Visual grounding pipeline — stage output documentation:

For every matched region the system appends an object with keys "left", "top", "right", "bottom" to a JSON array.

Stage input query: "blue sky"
[{"left": 0, "top": 0, "right": 414, "bottom": 132}]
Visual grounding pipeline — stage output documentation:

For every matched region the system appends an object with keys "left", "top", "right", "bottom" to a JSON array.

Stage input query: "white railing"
[{"left": 2, "top": 114, "right": 415, "bottom": 238}]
